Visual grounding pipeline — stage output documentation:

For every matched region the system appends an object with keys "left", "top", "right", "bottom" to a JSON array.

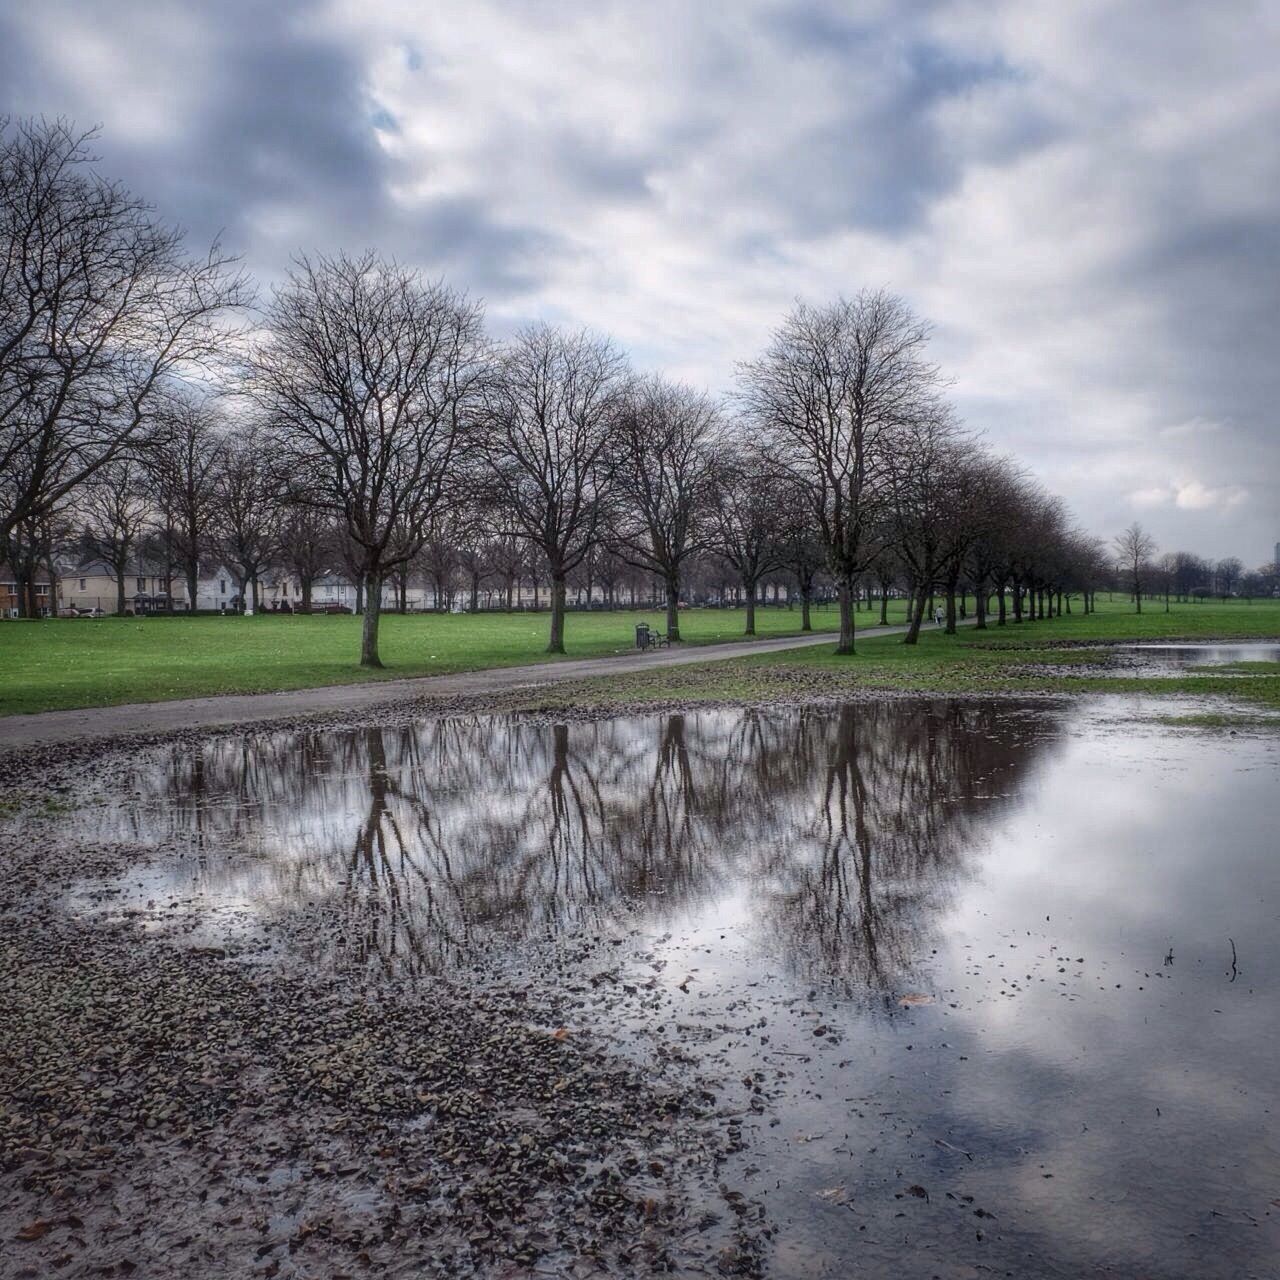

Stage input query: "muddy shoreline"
[{"left": 1, "top": 806, "right": 769, "bottom": 1278}]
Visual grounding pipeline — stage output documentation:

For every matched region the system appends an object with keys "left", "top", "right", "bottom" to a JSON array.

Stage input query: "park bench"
[{"left": 635, "top": 623, "right": 672, "bottom": 651}]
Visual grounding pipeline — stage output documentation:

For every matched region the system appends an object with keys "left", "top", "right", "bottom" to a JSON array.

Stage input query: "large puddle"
[
  {"left": 64, "top": 698, "right": 1280, "bottom": 1278},
  {"left": 1080, "top": 640, "right": 1280, "bottom": 678}
]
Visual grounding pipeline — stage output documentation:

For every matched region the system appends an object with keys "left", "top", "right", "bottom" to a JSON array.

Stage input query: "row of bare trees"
[
  {"left": 1112, "top": 522, "right": 1275, "bottom": 612},
  {"left": 7, "top": 117, "right": 1266, "bottom": 664}
]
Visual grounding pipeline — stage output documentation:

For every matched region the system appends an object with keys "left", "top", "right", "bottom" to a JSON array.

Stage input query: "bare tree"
[
  {"left": 711, "top": 448, "right": 785, "bottom": 636},
  {"left": 0, "top": 117, "right": 250, "bottom": 557},
  {"left": 210, "top": 427, "right": 280, "bottom": 612},
  {"left": 145, "top": 390, "right": 226, "bottom": 613},
  {"left": 882, "top": 409, "right": 963, "bottom": 643},
  {"left": 1214, "top": 556, "right": 1243, "bottom": 601},
  {"left": 277, "top": 505, "right": 333, "bottom": 612},
  {"left": 777, "top": 486, "right": 826, "bottom": 631},
  {"left": 81, "top": 457, "right": 153, "bottom": 614},
  {"left": 739, "top": 291, "right": 942, "bottom": 653},
  {"left": 1113, "top": 522, "right": 1157, "bottom": 613},
  {"left": 249, "top": 251, "right": 486, "bottom": 665},
  {"left": 481, "top": 324, "right": 627, "bottom": 653},
  {"left": 608, "top": 375, "right": 720, "bottom": 641}
]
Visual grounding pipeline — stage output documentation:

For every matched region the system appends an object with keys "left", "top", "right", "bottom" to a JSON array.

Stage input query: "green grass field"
[
  {"left": 2, "top": 596, "right": 1276, "bottom": 718},
  {"left": 504, "top": 597, "right": 1280, "bottom": 720},
  {"left": 0, "top": 600, "right": 910, "bottom": 715}
]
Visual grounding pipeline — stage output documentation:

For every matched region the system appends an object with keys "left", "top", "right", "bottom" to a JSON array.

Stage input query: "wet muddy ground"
[{"left": 3, "top": 673, "right": 1279, "bottom": 1277}]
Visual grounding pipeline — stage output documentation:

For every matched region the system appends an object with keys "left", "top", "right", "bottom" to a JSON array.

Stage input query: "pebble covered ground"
[{"left": 0, "top": 732, "right": 772, "bottom": 1279}]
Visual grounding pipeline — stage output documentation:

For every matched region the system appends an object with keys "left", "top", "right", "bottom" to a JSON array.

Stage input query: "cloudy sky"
[{"left": 3, "top": 0, "right": 1277, "bottom": 560}]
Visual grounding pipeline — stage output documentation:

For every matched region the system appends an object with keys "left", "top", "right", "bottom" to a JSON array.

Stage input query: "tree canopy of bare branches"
[
  {"left": 738, "top": 290, "right": 943, "bottom": 653},
  {"left": 1113, "top": 521, "right": 1157, "bottom": 613},
  {"left": 608, "top": 375, "right": 721, "bottom": 641},
  {"left": 480, "top": 323, "right": 628, "bottom": 653},
  {"left": 248, "top": 251, "right": 487, "bottom": 665},
  {"left": 0, "top": 117, "right": 250, "bottom": 562}
]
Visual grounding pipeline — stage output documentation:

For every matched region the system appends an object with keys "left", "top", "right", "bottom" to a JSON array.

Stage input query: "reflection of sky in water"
[
  {"left": 66, "top": 697, "right": 1280, "bottom": 1278},
  {"left": 1103, "top": 641, "right": 1280, "bottom": 676}
]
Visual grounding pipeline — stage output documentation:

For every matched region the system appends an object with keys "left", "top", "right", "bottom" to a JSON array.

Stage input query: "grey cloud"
[{"left": 1, "top": 0, "right": 1277, "bottom": 557}]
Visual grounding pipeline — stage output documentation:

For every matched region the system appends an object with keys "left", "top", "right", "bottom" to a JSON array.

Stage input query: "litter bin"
[{"left": 635, "top": 623, "right": 650, "bottom": 650}]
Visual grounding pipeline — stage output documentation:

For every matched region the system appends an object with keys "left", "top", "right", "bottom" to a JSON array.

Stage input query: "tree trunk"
[
  {"left": 800, "top": 587, "right": 812, "bottom": 632},
  {"left": 879, "top": 587, "right": 889, "bottom": 626},
  {"left": 116, "top": 568, "right": 127, "bottom": 616},
  {"left": 903, "top": 583, "right": 929, "bottom": 645},
  {"left": 744, "top": 580, "right": 757, "bottom": 636},
  {"left": 944, "top": 569, "right": 959, "bottom": 635},
  {"left": 835, "top": 575, "right": 856, "bottom": 655},
  {"left": 301, "top": 576, "right": 313, "bottom": 611},
  {"left": 187, "top": 566, "right": 199, "bottom": 615},
  {"left": 361, "top": 574, "right": 383, "bottom": 667},
  {"left": 547, "top": 572, "right": 567, "bottom": 654},
  {"left": 470, "top": 571, "right": 479, "bottom": 613},
  {"left": 665, "top": 575, "right": 680, "bottom": 641},
  {"left": 975, "top": 581, "right": 987, "bottom": 629}
]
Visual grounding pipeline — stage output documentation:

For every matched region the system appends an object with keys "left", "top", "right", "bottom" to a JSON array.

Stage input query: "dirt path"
[{"left": 0, "top": 621, "right": 951, "bottom": 753}]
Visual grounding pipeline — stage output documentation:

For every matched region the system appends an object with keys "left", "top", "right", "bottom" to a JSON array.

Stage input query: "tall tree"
[
  {"left": 482, "top": 324, "right": 627, "bottom": 653},
  {"left": 277, "top": 505, "right": 334, "bottom": 612},
  {"left": 145, "top": 391, "right": 226, "bottom": 613},
  {"left": 0, "top": 117, "right": 249, "bottom": 556},
  {"left": 739, "top": 291, "right": 942, "bottom": 653},
  {"left": 210, "top": 427, "right": 280, "bottom": 613},
  {"left": 249, "top": 251, "right": 486, "bottom": 666},
  {"left": 608, "top": 375, "right": 720, "bottom": 641},
  {"left": 81, "top": 457, "right": 152, "bottom": 614},
  {"left": 711, "top": 448, "right": 784, "bottom": 636},
  {"left": 1113, "top": 522, "right": 1157, "bottom": 613}
]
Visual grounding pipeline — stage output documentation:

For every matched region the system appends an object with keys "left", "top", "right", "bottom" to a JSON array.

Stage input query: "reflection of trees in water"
[
  {"left": 756, "top": 702, "right": 1053, "bottom": 994},
  {"left": 101, "top": 703, "right": 1061, "bottom": 984}
]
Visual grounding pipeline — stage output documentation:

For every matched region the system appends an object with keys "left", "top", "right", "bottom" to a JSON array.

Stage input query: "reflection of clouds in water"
[
  {"left": 84, "top": 702, "right": 1065, "bottom": 985},
  {"left": 71, "top": 700, "right": 1280, "bottom": 1279}
]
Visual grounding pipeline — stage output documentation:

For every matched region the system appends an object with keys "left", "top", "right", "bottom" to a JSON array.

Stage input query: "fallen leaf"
[
  {"left": 898, "top": 993, "right": 936, "bottom": 1007},
  {"left": 16, "top": 1220, "right": 52, "bottom": 1241},
  {"left": 552, "top": 1026, "right": 569, "bottom": 1041}
]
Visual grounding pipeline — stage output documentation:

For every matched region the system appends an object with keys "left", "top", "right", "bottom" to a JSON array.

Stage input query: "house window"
[
  {"left": 136, "top": 577, "right": 145, "bottom": 592},
  {"left": 79, "top": 578, "right": 86, "bottom": 590},
  {"left": 219, "top": 579, "right": 226, "bottom": 594}
]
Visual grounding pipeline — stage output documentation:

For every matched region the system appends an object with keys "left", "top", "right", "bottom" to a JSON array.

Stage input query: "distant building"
[
  {"left": 60, "top": 559, "right": 181, "bottom": 614},
  {"left": 1, "top": 564, "right": 54, "bottom": 617}
]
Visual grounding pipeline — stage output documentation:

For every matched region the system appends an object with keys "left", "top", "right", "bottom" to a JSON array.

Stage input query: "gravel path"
[{"left": 0, "top": 623, "right": 938, "bottom": 753}]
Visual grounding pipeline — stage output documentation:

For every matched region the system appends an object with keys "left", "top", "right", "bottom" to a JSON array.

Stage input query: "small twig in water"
[{"left": 1228, "top": 937, "right": 1238, "bottom": 982}]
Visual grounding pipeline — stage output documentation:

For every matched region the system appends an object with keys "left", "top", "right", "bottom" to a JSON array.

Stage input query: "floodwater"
[
  {"left": 68, "top": 698, "right": 1280, "bottom": 1279},
  {"left": 1106, "top": 641, "right": 1280, "bottom": 676}
]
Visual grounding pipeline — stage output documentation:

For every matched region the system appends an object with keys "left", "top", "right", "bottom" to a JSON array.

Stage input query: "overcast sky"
[{"left": 4, "top": 0, "right": 1277, "bottom": 561}]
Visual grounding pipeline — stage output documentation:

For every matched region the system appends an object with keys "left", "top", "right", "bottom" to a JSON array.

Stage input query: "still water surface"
[{"left": 70, "top": 698, "right": 1280, "bottom": 1278}]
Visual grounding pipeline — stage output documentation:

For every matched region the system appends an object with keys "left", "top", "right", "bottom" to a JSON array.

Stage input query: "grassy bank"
[
  {"left": 0, "top": 601, "right": 910, "bottom": 715},
  {"left": 505, "top": 598, "right": 1280, "bottom": 719}
]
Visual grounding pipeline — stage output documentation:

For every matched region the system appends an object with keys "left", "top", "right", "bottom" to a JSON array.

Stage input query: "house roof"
[{"left": 0, "top": 563, "right": 54, "bottom": 584}]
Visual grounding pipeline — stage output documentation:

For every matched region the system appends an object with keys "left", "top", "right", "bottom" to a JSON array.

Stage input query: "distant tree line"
[{"left": 3, "top": 119, "right": 1274, "bottom": 659}]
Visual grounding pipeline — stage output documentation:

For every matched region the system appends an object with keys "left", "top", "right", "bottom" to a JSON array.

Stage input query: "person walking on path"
[{"left": 933, "top": 605, "right": 945, "bottom": 627}]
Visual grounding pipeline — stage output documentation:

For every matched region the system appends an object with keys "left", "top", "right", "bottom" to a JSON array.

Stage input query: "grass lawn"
[
  {"left": 0, "top": 600, "right": 913, "bottom": 715},
  {"left": 506, "top": 596, "right": 1280, "bottom": 719}
]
